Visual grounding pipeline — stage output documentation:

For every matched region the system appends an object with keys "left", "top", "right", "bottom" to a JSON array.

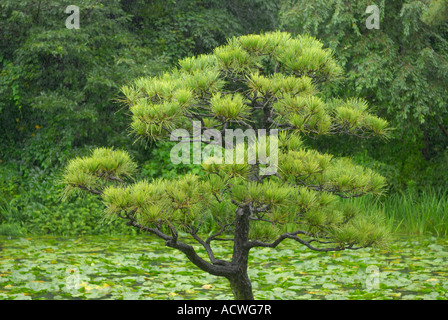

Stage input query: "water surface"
[{"left": 0, "top": 235, "right": 447, "bottom": 300}]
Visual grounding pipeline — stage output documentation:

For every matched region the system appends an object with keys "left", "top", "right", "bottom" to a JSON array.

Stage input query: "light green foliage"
[
  {"left": 278, "top": 135, "right": 387, "bottom": 199},
  {"left": 248, "top": 73, "right": 317, "bottom": 98},
  {"left": 102, "top": 174, "right": 211, "bottom": 229},
  {"left": 64, "top": 32, "right": 391, "bottom": 251},
  {"left": 120, "top": 32, "right": 389, "bottom": 141},
  {"left": 63, "top": 148, "right": 137, "bottom": 199},
  {"left": 210, "top": 93, "right": 250, "bottom": 121}
]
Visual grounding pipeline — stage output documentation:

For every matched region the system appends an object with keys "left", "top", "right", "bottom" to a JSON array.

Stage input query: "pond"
[{"left": 0, "top": 234, "right": 447, "bottom": 300}]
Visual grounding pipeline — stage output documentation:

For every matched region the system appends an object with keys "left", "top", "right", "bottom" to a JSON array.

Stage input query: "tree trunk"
[
  {"left": 227, "top": 271, "right": 254, "bottom": 300},
  {"left": 227, "top": 205, "right": 254, "bottom": 300}
]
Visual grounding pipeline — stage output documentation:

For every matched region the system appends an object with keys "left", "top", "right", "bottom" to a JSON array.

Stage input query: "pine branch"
[
  {"left": 74, "top": 184, "right": 103, "bottom": 195},
  {"left": 247, "top": 231, "right": 366, "bottom": 252},
  {"left": 189, "top": 232, "right": 230, "bottom": 266}
]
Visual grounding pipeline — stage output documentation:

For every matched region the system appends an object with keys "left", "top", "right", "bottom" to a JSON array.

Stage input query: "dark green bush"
[{"left": 0, "top": 164, "right": 139, "bottom": 236}]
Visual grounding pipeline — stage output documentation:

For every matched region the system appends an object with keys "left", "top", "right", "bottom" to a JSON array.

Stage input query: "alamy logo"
[
  {"left": 365, "top": 265, "right": 380, "bottom": 290},
  {"left": 170, "top": 121, "right": 279, "bottom": 175},
  {"left": 65, "top": 267, "right": 80, "bottom": 290},
  {"left": 366, "top": 5, "right": 380, "bottom": 30},
  {"left": 66, "top": 5, "right": 80, "bottom": 29}
]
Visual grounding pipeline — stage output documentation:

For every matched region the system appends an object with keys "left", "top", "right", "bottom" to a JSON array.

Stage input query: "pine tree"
[{"left": 63, "top": 32, "right": 391, "bottom": 300}]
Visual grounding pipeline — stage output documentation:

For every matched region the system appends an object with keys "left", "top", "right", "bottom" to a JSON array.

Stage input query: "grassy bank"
[{"left": 350, "top": 188, "right": 448, "bottom": 237}]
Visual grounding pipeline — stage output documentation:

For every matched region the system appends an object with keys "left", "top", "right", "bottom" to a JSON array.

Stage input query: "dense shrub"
[{"left": 0, "top": 164, "right": 139, "bottom": 236}]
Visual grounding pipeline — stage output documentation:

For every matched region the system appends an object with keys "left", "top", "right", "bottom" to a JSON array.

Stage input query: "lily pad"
[{"left": 0, "top": 235, "right": 447, "bottom": 300}]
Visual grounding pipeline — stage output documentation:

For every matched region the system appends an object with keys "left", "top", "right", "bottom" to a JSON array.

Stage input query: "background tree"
[
  {"left": 63, "top": 32, "right": 391, "bottom": 300},
  {"left": 280, "top": 0, "right": 448, "bottom": 191},
  {"left": 121, "top": 0, "right": 280, "bottom": 64},
  {"left": 422, "top": 0, "right": 448, "bottom": 26},
  {"left": 0, "top": 0, "right": 280, "bottom": 236},
  {"left": 0, "top": 0, "right": 280, "bottom": 169}
]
